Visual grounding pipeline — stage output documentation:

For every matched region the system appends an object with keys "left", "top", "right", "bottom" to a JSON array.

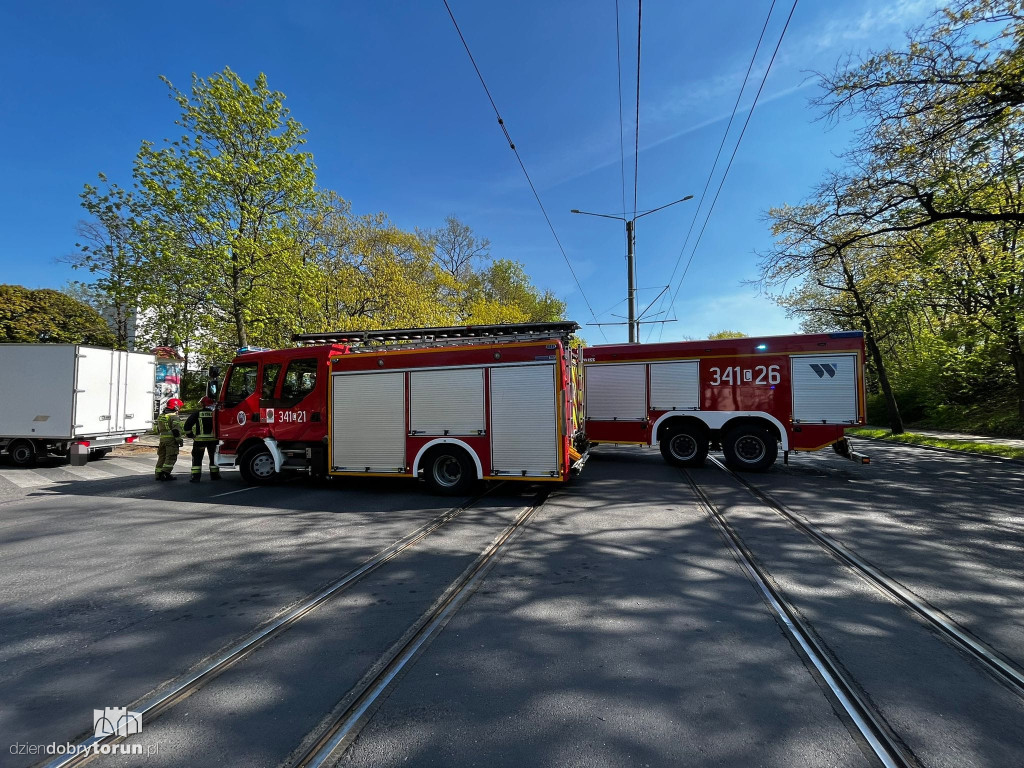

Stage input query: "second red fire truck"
[{"left": 581, "top": 331, "right": 868, "bottom": 470}]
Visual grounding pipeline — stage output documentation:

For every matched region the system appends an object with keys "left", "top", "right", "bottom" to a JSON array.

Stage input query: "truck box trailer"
[{"left": 0, "top": 344, "right": 155, "bottom": 466}]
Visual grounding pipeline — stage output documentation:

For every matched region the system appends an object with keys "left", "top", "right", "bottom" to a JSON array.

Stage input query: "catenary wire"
[
  {"left": 441, "top": 0, "right": 608, "bottom": 341},
  {"left": 657, "top": 0, "right": 798, "bottom": 342},
  {"left": 645, "top": 0, "right": 778, "bottom": 342},
  {"left": 615, "top": 0, "right": 628, "bottom": 221},
  {"left": 633, "top": 0, "right": 643, "bottom": 223}
]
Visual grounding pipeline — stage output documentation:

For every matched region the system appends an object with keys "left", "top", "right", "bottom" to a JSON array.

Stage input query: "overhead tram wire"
[
  {"left": 441, "top": 0, "right": 607, "bottom": 342},
  {"left": 633, "top": 0, "right": 643, "bottom": 224},
  {"left": 615, "top": 0, "right": 628, "bottom": 220},
  {"left": 643, "top": 0, "right": 779, "bottom": 342},
  {"left": 657, "top": 0, "right": 799, "bottom": 342}
]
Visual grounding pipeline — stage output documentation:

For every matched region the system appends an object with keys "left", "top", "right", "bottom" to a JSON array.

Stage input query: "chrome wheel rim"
[
  {"left": 251, "top": 452, "right": 275, "bottom": 478},
  {"left": 735, "top": 435, "right": 767, "bottom": 463},
  {"left": 669, "top": 433, "right": 698, "bottom": 461},
  {"left": 433, "top": 455, "right": 462, "bottom": 488}
]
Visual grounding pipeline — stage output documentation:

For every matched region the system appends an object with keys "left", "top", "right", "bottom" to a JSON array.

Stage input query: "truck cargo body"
[
  {"left": 0, "top": 344, "right": 155, "bottom": 465},
  {"left": 582, "top": 331, "right": 867, "bottom": 471}
]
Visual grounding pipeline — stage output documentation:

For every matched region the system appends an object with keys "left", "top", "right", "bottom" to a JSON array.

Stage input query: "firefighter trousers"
[
  {"left": 191, "top": 442, "right": 220, "bottom": 478},
  {"left": 156, "top": 441, "right": 179, "bottom": 477}
]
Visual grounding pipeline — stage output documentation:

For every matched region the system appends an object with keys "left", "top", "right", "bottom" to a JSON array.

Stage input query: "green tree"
[
  {"left": 707, "top": 330, "right": 748, "bottom": 340},
  {"left": 68, "top": 175, "right": 156, "bottom": 350},
  {"left": 134, "top": 67, "right": 318, "bottom": 348},
  {"left": 0, "top": 285, "right": 115, "bottom": 346}
]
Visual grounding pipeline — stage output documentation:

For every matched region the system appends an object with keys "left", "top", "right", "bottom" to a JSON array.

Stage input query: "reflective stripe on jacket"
[
  {"left": 157, "top": 411, "right": 181, "bottom": 442},
  {"left": 190, "top": 409, "right": 217, "bottom": 441}
]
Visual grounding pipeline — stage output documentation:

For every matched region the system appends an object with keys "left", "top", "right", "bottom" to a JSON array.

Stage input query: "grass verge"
[{"left": 847, "top": 428, "right": 1024, "bottom": 461}]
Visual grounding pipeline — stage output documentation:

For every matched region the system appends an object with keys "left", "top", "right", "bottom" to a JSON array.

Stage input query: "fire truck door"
[
  {"left": 218, "top": 361, "right": 260, "bottom": 442},
  {"left": 790, "top": 354, "right": 859, "bottom": 423},
  {"left": 490, "top": 364, "right": 558, "bottom": 477}
]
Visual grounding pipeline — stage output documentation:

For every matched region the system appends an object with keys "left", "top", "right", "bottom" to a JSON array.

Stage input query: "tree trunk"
[
  {"left": 865, "top": 331, "right": 904, "bottom": 433},
  {"left": 1008, "top": 335, "right": 1024, "bottom": 422},
  {"left": 837, "top": 252, "right": 904, "bottom": 433}
]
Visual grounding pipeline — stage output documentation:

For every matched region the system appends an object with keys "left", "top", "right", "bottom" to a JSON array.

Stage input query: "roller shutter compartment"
[
  {"left": 649, "top": 361, "right": 699, "bottom": 411},
  {"left": 490, "top": 365, "right": 559, "bottom": 477},
  {"left": 790, "top": 354, "right": 859, "bottom": 424},
  {"left": 584, "top": 363, "right": 646, "bottom": 421},
  {"left": 410, "top": 368, "right": 485, "bottom": 435},
  {"left": 331, "top": 371, "right": 406, "bottom": 472}
]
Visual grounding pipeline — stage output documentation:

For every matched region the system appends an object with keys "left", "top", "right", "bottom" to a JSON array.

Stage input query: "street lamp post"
[{"left": 572, "top": 195, "right": 692, "bottom": 343}]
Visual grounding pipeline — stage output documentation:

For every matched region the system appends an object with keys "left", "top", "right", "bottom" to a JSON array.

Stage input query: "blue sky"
[{"left": 0, "top": 0, "right": 939, "bottom": 343}]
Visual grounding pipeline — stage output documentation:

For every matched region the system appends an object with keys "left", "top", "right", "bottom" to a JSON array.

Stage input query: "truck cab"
[{"left": 216, "top": 345, "right": 347, "bottom": 482}]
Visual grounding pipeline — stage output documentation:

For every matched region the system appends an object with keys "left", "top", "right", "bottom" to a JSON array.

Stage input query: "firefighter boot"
[
  {"left": 163, "top": 472, "right": 177, "bottom": 481},
  {"left": 210, "top": 471, "right": 222, "bottom": 481}
]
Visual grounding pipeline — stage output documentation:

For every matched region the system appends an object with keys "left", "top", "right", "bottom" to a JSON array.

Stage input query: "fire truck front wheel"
[
  {"left": 239, "top": 445, "right": 277, "bottom": 484},
  {"left": 722, "top": 425, "right": 778, "bottom": 472},
  {"left": 422, "top": 446, "right": 476, "bottom": 496},
  {"left": 659, "top": 427, "right": 708, "bottom": 467}
]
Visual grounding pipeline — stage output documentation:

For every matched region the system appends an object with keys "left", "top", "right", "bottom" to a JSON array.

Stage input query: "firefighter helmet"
[{"left": 166, "top": 398, "right": 184, "bottom": 411}]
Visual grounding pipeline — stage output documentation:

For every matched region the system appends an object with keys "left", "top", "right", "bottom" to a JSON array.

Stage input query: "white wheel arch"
[
  {"left": 412, "top": 438, "right": 484, "bottom": 479},
  {"left": 650, "top": 411, "right": 789, "bottom": 451}
]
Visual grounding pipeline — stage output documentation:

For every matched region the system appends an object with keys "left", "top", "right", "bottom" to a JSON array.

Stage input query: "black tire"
[
  {"left": 239, "top": 445, "right": 277, "bottom": 484},
  {"left": 722, "top": 425, "right": 778, "bottom": 472},
  {"left": 659, "top": 426, "right": 708, "bottom": 467},
  {"left": 8, "top": 440, "right": 37, "bottom": 468},
  {"left": 422, "top": 446, "right": 476, "bottom": 496}
]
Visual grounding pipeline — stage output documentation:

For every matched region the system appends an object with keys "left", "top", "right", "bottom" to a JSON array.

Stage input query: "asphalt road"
[{"left": 1, "top": 442, "right": 1022, "bottom": 767}]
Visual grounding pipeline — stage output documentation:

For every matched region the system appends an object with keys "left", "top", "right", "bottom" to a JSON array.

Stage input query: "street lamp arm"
[
  {"left": 570, "top": 209, "right": 627, "bottom": 222},
  {"left": 633, "top": 194, "right": 694, "bottom": 221}
]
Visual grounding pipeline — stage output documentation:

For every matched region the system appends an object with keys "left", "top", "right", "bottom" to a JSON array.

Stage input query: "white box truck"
[{"left": 0, "top": 344, "right": 155, "bottom": 466}]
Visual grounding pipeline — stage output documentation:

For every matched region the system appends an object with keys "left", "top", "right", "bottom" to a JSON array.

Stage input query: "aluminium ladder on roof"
[{"left": 291, "top": 321, "right": 580, "bottom": 350}]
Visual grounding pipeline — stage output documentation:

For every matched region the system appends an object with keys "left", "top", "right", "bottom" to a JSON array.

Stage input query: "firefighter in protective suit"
[
  {"left": 184, "top": 397, "right": 221, "bottom": 482},
  {"left": 155, "top": 398, "right": 184, "bottom": 480}
]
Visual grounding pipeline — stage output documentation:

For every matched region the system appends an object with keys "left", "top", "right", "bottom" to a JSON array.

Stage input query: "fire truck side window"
[
  {"left": 224, "top": 362, "right": 259, "bottom": 407},
  {"left": 262, "top": 363, "right": 282, "bottom": 400},
  {"left": 280, "top": 358, "right": 317, "bottom": 407}
]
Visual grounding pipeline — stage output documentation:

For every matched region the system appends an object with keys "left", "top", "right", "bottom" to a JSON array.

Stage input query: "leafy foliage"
[
  {"left": 761, "top": 0, "right": 1024, "bottom": 429},
  {"left": 1, "top": 285, "right": 115, "bottom": 346},
  {"left": 68, "top": 69, "right": 565, "bottom": 368}
]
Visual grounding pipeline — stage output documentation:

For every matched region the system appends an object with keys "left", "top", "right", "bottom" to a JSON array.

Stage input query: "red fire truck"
[
  {"left": 581, "top": 331, "right": 868, "bottom": 471},
  {"left": 212, "top": 322, "right": 585, "bottom": 493}
]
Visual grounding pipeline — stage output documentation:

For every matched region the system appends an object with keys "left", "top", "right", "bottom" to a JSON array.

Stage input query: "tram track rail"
[
  {"left": 705, "top": 456, "right": 1024, "bottom": 700},
  {"left": 43, "top": 484, "right": 509, "bottom": 768},
  {"left": 290, "top": 489, "right": 549, "bottom": 768},
  {"left": 681, "top": 467, "right": 919, "bottom": 768}
]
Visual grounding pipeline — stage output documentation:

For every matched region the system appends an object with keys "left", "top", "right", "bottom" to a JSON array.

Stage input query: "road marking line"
[
  {"left": 105, "top": 458, "right": 150, "bottom": 474},
  {"left": 60, "top": 465, "right": 116, "bottom": 480},
  {"left": 210, "top": 486, "right": 259, "bottom": 498},
  {"left": 0, "top": 469, "right": 52, "bottom": 488}
]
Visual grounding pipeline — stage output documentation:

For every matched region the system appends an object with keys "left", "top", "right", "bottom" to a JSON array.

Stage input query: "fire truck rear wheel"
[
  {"left": 239, "top": 445, "right": 277, "bottom": 484},
  {"left": 422, "top": 447, "right": 476, "bottom": 496},
  {"left": 659, "top": 428, "right": 708, "bottom": 467},
  {"left": 722, "top": 426, "right": 778, "bottom": 472}
]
